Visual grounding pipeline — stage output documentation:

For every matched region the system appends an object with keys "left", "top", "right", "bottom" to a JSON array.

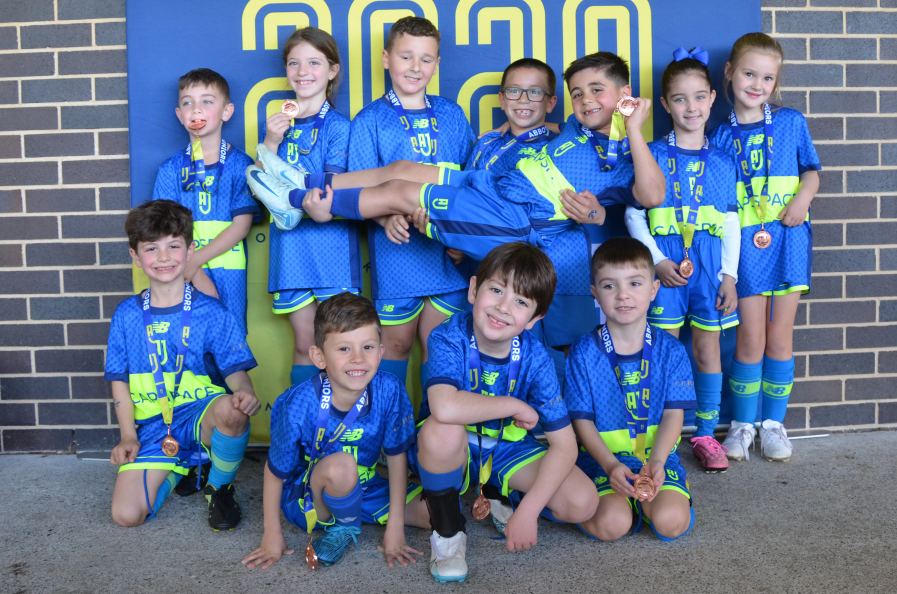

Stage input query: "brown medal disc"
[
  {"left": 305, "top": 535, "right": 319, "bottom": 570},
  {"left": 281, "top": 100, "right": 300, "bottom": 119},
  {"left": 161, "top": 435, "right": 179, "bottom": 457},
  {"left": 679, "top": 258, "right": 694, "bottom": 279},
  {"left": 753, "top": 228, "right": 772, "bottom": 249},
  {"left": 633, "top": 475, "right": 656, "bottom": 500},
  {"left": 472, "top": 490, "right": 491, "bottom": 521},
  {"left": 187, "top": 120, "right": 206, "bottom": 131},
  {"left": 616, "top": 96, "right": 637, "bottom": 117}
]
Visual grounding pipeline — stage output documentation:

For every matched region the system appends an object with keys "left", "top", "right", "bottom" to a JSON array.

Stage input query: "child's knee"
[
  {"left": 111, "top": 502, "right": 146, "bottom": 527},
  {"left": 213, "top": 398, "right": 250, "bottom": 433},
  {"left": 583, "top": 508, "right": 630, "bottom": 542},
  {"left": 315, "top": 452, "right": 359, "bottom": 490},
  {"left": 649, "top": 505, "right": 692, "bottom": 540},
  {"left": 417, "top": 418, "right": 466, "bottom": 454}
]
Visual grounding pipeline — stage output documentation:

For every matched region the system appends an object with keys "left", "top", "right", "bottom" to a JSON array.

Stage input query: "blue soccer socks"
[
  {"left": 153, "top": 471, "right": 181, "bottom": 514},
  {"left": 322, "top": 482, "right": 363, "bottom": 529},
  {"left": 289, "top": 173, "right": 337, "bottom": 207},
  {"left": 420, "top": 463, "right": 466, "bottom": 493},
  {"left": 762, "top": 355, "right": 794, "bottom": 423},
  {"left": 729, "top": 358, "right": 762, "bottom": 424},
  {"left": 330, "top": 188, "right": 363, "bottom": 220},
  {"left": 380, "top": 359, "right": 409, "bottom": 384},
  {"left": 290, "top": 364, "right": 319, "bottom": 387},
  {"left": 208, "top": 427, "right": 250, "bottom": 490},
  {"left": 694, "top": 372, "right": 723, "bottom": 437}
]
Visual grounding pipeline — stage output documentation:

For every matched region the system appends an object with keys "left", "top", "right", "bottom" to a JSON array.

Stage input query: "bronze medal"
[
  {"left": 472, "top": 486, "right": 491, "bottom": 521},
  {"left": 161, "top": 435, "right": 179, "bottom": 457},
  {"left": 305, "top": 535, "right": 319, "bottom": 570},
  {"left": 616, "top": 96, "right": 637, "bottom": 117},
  {"left": 753, "top": 228, "right": 772, "bottom": 249},
  {"left": 281, "top": 99, "right": 300, "bottom": 119},
  {"left": 679, "top": 257, "right": 694, "bottom": 279},
  {"left": 633, "top": 475, "right": 656, "bottom": 500}
]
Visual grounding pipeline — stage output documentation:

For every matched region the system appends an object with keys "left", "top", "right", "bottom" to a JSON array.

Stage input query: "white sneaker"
[
  {"left": 489, "top": 498, "right": 514, "bottom": 536},
  {"left": 722, "top": 421, "right": 756, "bottom": 461},
  {"left": 256, "top": 144, "right": 307, "bottom": 189},
  {"left": 245, "top": 164, "right": 302, "bottom": 231},
  {"left": 760, "top": 419, "right": 793, "bottom": 462},
  {"left": 429, "top": 530, "right": 468, "bottom": 583}
]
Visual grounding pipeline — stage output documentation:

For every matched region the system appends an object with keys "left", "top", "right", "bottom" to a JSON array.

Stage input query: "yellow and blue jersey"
[
  {"left": 465, "top": 129, "right": 554, "bottom": 177},
  {"left": 266, "top": 371, "right": 417, "bottom": 486},
  {"left": 266, "top": 108, "right": 361, "bottom": 293},
  {"left": 348, "top": 95, "right": 475, "bottom": 300},
  {"left": 104, "top": 290, "right": 257, "bottom": 427},
  {"left": 710, "top": 107, "right": 821, "bottom": 297},
  {"left": 564, "top": 326, "right": 696, "bottom": 469},
  {"left": 152, "top": 146, "right": 260, "bottom": 337},
  {"left": 423, "top": 312, "right": 571, "bottom": 442}
]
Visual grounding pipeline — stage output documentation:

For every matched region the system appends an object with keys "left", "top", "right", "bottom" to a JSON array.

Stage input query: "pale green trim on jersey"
[
  {"left": 649, "top": 205, "right": 726, "bottom": 238},
  {"left": 128, "top": 370, "right": 227, "bottom": 422},
  {"left": 736, "top": 176, "right": 808, "bottom": 228},
  {"left": 514, "top": 149, "right": 574, "bottom": 221},
  {"left": 464, "top": 423, "right": 528, "bottom": 443},
  {"left": 193, "top": 220, "right": 247, "bottom": 270}
]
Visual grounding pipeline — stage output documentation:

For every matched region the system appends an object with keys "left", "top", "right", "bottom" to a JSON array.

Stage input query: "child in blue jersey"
[
  {"left": 251, "top": 27, "right": 357, "bottom": 390},
  {"left": 241, "top": 293, "right": 430, "bottom": 570},
  {"left": 106, "top": 200, "right": 261, "bottom": 530},
  {"left": 624, "top": 50, "right": 740, "bottom": 472},
  {"left": 567, "top": 238, "right": 696, "bottom": 542},
  {"left": 407, "top": 243, "right": 598, "bottom": 583},
  {"left": 152, "top": 69, "right": 261, "bottom": 337},
  {"left": 710, "top": 33, "right": 820, "bottom": 462}
]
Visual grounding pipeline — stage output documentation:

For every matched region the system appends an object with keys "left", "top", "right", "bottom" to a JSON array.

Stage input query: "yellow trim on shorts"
[
  {"left": 373, "top": 484, "right": 424, "bottom": 525},
  {"left": 760, "top": 284, "right": 809, "bottom": 296},
  {"left": 652, "top": 321, "right": 684, "bottom": 330},
  {"left": 379, "top": 301, "right": 425, "bottom": 326},
  {"left": 690, "top": 318, "right": 740, "bottom": 332},
  {"left": 271, "top": 293, "right": 315, "bottom": 315},
  {"left": 497, "top": 449, "right": 547, "bottom": 497},
  {"left": 118, "top": 462, "right": 190, "bottom": 475},
  {"left": 428, "top": 296, "right": 461, "bottom": 317}
]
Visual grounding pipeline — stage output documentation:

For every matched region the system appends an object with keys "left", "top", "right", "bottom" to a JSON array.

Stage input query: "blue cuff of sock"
[
  {"left": 307, "top": 171, "right": 334, "bottom": 192},
  {"left": 731, "top": 358, "right": 763, "bottom": 376},
  {"left": 763, "top": 355, "right": 795, "bottom": 373},
  {"left": 322, "top": 481, "right": 362, "bottom": 508},
  {"left": 331, "top": 188, "right": 363, "bottom": 220},
  {"left": 288, "top": 188, "right": 304, "bottom": 209},
  {"left": 420, "top": 463, "right": 465, "bottom": 492}
]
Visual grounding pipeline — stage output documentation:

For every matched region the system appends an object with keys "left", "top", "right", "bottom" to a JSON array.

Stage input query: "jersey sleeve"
[
  {"left": 347, "top": 109, "right": 380, "bottom": 172},
  {"left": 381, "top": 376, "right": 417, "bottom": 456},
  {"left": 324, "top": 114, "right": 350, "bottom": 173},
  {"left": 228, "top": 151, "right": 262, "bottom": 221},
  {"left": 562, "top": 338, "right": 596, "bottom": 421},
  {"left": 600, "top": 155, "right": 638, "bottom": 208},
  {"left": 104, "top": 306, "right": 129, "bottom": 382},
  {"left": 151, "top": 158, "right": 180, "bottom": 203},
  {"left": 662, "top": 339, "right": 698, "bottom": 410},
  {"left": 794, "top": 112, "right": 822, "bottom": 174},
  {"left": 424, "top": 324, "right": 466, "bottom": 391},
  {"left": 524, "top": 342, "right": 570, "bottom": 431},
  {"left": 267, "top": 389, "right": 305, "bottom": 479},
  {"left": 207, "top": 305, "right": 257, "bottom": 377}
]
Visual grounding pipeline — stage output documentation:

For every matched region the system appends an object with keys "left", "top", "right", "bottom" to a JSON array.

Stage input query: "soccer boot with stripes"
[
  {"left": 175, "top": 461, "right": 210, "bottom": 496},
  {"left": 312, "top": 524, "right": 361, "bottom": 566},
  {"left": 245, "top": 164, "right": 302, "bottom": 231},
  {"left": 760, "top": 419, "right": 793, "bottom": 462},
  {"left": 256, "top": 143, "right": 307, "bottom": 189},
  {"left": 204, "top": 484, "right": 242, "bottom": 531},
  {"left": 722, "top": 421, "right": 756, "bottom": 461},
  {"left": 689, "top": 435, "right": 729, "bottom": 473}
]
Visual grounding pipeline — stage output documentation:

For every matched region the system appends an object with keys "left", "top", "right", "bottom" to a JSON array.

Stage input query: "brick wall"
[
  {"left": 2, "top": 0, "right": 897, "bottom": 452},
  {"left": 0, "top": 0, "right": 130, "bottom": 452}
]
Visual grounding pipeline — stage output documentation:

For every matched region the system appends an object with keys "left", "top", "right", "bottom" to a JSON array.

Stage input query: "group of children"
[{"left": 105, "top": 18, "right": 820, "bottom": 583}]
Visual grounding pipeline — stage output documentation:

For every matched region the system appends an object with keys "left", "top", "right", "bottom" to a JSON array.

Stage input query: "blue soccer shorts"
[
  {"left": 272, "top": 287, "right": 360, "bottom": 314},
  {"left": 375, "top": 288, "right": 467, "bottom": 326},
  {"left": 649, "top": 233, "right": 740, "bottom": 331},
  {"left": 575, "top": 449, "right": 691, "bottom": 501}
]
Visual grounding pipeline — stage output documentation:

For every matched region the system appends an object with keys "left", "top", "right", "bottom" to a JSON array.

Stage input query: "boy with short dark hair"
[
  {"left": 242, "top": 292, "right": 431, "bottom": 570},
  {"left": 406, "top": 243, "right": 598, "bottom": 583},
  {"left": 106, "top": 199, "right": 260, "bottom": 530},
  {"left": 566, "top": 237, "right": 695, "bottom": 542},
  {"left": 152, "top": 68, "right": 260, "bottom": 337}
]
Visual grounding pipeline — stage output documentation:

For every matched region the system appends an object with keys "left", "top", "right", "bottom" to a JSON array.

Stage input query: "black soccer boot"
[
  {"left": 175, "top": 461, "right": 211, "bottom": 497},
  {"left": 204, "top": 484, "right": 242, "bottom": 531}
]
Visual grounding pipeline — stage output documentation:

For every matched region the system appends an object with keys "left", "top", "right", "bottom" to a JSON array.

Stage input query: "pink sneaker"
[{"left": 690, "top": 435, "right": 729, "bottom": 473}]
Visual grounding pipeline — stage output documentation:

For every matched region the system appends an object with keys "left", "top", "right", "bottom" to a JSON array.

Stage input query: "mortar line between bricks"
[
  {"left": 0, "top": 18, "right": 127, "bottom": 27},
  {"left": 1, "top": 101, "right": 129, "bottom": 108}
]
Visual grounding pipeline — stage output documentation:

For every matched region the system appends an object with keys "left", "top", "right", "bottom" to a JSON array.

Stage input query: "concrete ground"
[{"left": 1, "top": 431, "right": 895, "bottom": 594}]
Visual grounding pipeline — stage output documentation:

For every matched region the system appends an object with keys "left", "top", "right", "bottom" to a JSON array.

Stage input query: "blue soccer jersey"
[
  {"left": 564, "top": 326, "right": 696, "bottom": 469},
  {"left": 266, "top": 107, "right": 362, "bottom": 293},
  {"left": 104, "top": 290, "right": 257, "bottom": 426},
  {"left": 710, "top": 107, "right": 821, "bottom": 296},
  {"left": 423, "top": 311, "right": 571, "bottom": 442},
  {"left": 152, "top": 145, "right": 260, "bottom": 336},
  {"left": 349, "top": 95, "right": 475, "bottom": 300},
  {"left": 266, "top": 371, "right": 417, "bottom": 485}
]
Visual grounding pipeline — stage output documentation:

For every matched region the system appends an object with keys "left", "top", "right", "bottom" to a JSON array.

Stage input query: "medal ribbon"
[
  {"left": 469, "top": 328, "right": 522, "bottom": 486},
  {"left": 141, "top": 283, "right": 193, "bottom": 427},
  {"left": 288, "top": 100, "right": 330, "bottom": 156},
  {"left": 180, "top": 138, "right": 227, "bottom": 194},
  {"left": 475, "top": 126, "right": 549, "bottom": 170},
  {"left": 593, "top": 324, "right": 654, "bottom": 466},
  {"left": 666, "top": 131, "right": 709, "bottom": 250},
  {"left": 729, "top": 103, "right": 774, "bottom": 224},
  {"left": 581, "top": 115, "right": 630, "bottom": 172},
  {"left": 386, "top": 89, "right": 440, "bottom": 165},
  {"left": 298, "top": 373, "right": 368, "bottom": 533}
]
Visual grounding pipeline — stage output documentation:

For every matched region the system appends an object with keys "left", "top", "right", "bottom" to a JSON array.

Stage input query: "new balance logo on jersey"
[
  {"left": 685, "top": 162, "right": 701, "bottom": 172},
  {"left": 340, "top": 429, "right": 364, "bottom": 442},
  {"left": 152, "top": 322, "right": 170, "bottom": 334},
  {"left": 622, "top": 371, "right": 641, "bottom": 386},
  {"left": 747, "top": 134, "right": 765, "bottom": 146},
  {"left": 412, "top": 119, "right": 430, "bottom": 130},
  {"left": 482, "top": 371, "right": 500, "bottom": 386}
]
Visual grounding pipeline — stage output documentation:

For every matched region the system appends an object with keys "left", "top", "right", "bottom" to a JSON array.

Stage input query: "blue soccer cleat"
[
  {"left": 311, "top": 524, "right": 361, "bottom": 566},
  {"left": 245, "top": 164, "right": 302, "bottom": 231},
  {"left": 256, "top": 144, "right": 307, "bottom": 189}
]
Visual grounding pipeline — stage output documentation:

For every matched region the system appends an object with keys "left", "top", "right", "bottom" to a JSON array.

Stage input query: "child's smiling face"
[{"left": 567, "top": 68, "right": 630, "bottom": 132}]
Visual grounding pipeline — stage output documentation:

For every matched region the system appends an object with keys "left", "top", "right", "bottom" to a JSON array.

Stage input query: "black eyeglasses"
[{"left": 501, "top": 87, "right": 549, "bottom": 102}]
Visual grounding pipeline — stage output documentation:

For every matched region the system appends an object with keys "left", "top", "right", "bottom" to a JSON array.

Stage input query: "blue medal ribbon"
[
  {"left": 468, "top": 326, "right": 522, "bottom": 486},
  {"left": 666, "top": 131, "right": 709, "bottom": 251},
  {"left": 287, "top": 100, "right": 330, "bottom": 157},
  {"left": 474, "top": 126, "right": 549, "bottom": 170},
  {"left": 729, "top": 103, "right": 774, "bottom": 225},
  {"left": 592, "top": 323, "right": 654, "bottom": 465},
  {"left": 581, "top": 123, "right": 631, "bottom": 172},
  {"left": 180, "top": 138, "right": 228, "bottom": 195},
  {"left": 386, "top": 89, "right": 439, "bottom": 165},
  {"left": 141, "top": 283, "right": 193, "bottom": 427},
  {"left": 298, "top": 373, "right": 368, "bottom": 532}
]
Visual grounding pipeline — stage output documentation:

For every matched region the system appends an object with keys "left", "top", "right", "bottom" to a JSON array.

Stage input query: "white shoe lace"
[
  {"left": 761, "top": 421, "right": 793, "bottom": 457},
  {"left": 430, "top": 531, "right": 465, "bottom": 562},
  {"left": 728, "top": 424, "right": 755, "bottom": 461}
]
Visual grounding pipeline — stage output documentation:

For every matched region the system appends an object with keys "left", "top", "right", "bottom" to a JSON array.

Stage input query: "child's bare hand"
[
  {"left": 638, "top": 462, "right": 666, "bottom": 503},
  {"left": 242, "top": 533, "right": 294, "bottom": 570},
  {"left": 511, "top": 401, "right": 539, "bottom": 431},
  {"left": 655, "top": 259, "right": 687, "bottom": 287},
  {"left": 411, "top": 207, "right": 429, "bottom": 234},
  {"left": 504, "top": 511, "right": 538, "bottom": 552},
  {"left": 446, "top": 248, "right": 465, "bottom": 265},
  {"left": 778, "top": 194, "right": 810, "bottom": 227},
  {"left": 383, "top": 215, "right": 411, "bottom": 244},
  {"left": 378, "top": 527, "right": 422, "bottom": 567},
  {"left": 478, "top": 121, "right": 510, "bottom": 139},
  {"left": 608, "top": 462, "right": 638, "bottom": 498},
  {"left": 624, "top": 97, "right": 652, "bottom": 133},
  {"left": 302, "top": 186, "right": 334, "bottom": 223},
  {"left": 263, "top": 113, "right": 292, "bottom": 153},
  {"left": 110, "top": 438, "right": 140, "bottom": 466},
  {"left": 560, "top": 189, "right": 605, "bottom": 225},
  {"left": 717, "top": 275, "right": 738, "bottom": 314},
  {"left": 232, "top": 390, "right": 261, "bottom": 417}
]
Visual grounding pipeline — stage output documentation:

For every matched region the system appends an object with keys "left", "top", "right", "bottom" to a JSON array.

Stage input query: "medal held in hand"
[
  {"left": 281, "top": 99, "right": 300, "bottom": 119},
  {"left": 679, "top": 252, "right": 694, "bottom": 279},
  {"left": 616, "top": 96, "right": 637, "bottom": 117},
  {"left": 633, "top": 473, "right": 656, "bottom": 500}
]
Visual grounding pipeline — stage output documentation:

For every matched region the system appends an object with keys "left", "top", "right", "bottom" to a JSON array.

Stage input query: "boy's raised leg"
[
  {"left": 308, "top": 451, "right": 363, "bottom": 566},
  {"left": 199, "top": 394, "right": 252, "bottom": 530},
  {"left": 111, "top": 468, "right": 178, "bottom": 527}
]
